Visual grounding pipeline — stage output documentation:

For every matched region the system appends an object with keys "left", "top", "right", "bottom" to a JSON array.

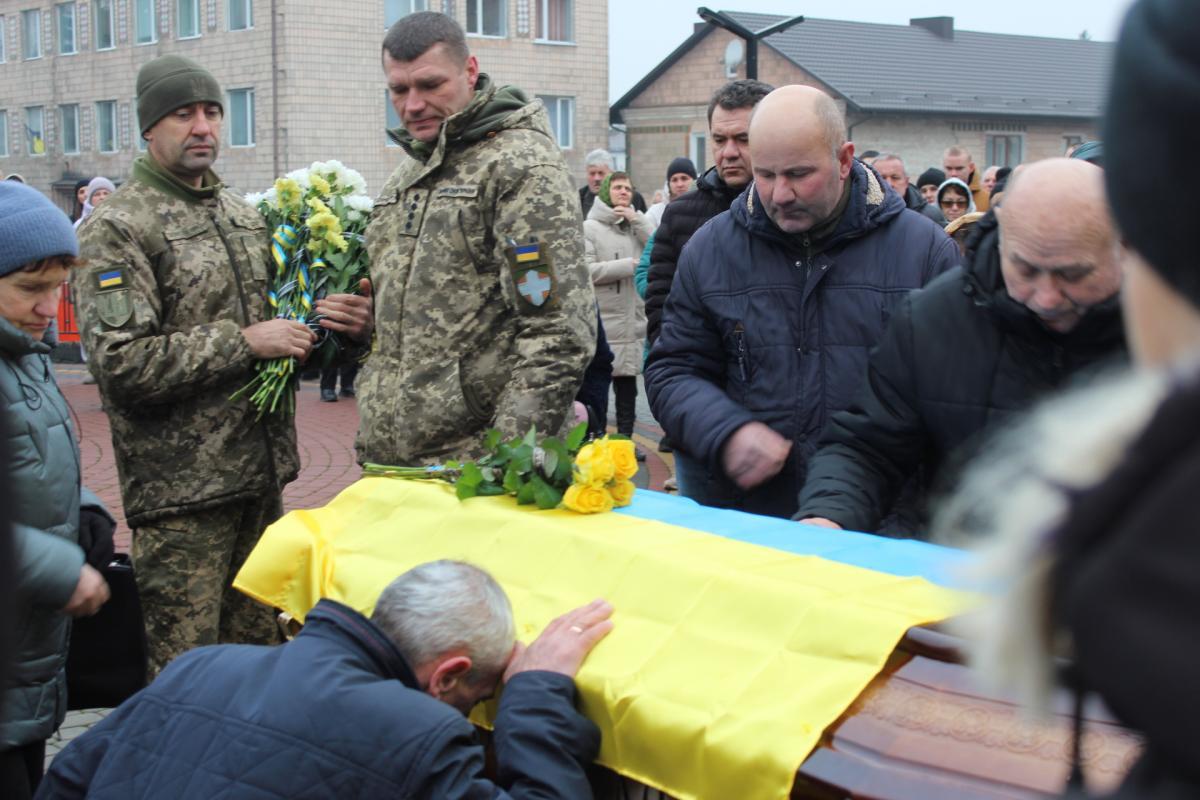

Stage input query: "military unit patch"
[
  {"left": 504, "top": 238, "right": 557, "bottom": 313},
  {"left": 93, "top": 266, "right": 133, "bottom": 328}
]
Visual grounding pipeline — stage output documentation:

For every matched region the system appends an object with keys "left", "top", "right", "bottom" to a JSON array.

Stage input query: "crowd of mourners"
[{"left": 2, "top": 0, "right": 1198, "bottom": 798}]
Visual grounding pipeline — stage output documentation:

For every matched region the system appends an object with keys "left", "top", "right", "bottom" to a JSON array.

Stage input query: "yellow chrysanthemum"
[
  {"left": 574, "top": 440, "right": 616, "bottom": 487},
  {"left": 306, "top": 210, "right": 346, "bottom": 253},
  {"left": 306, "top": 197, "right": 331, "bottom": 216},
  {"left": 563, "top": 483, "right": 614, "bottom": 514},
  {"left": 608, "top": 479, "right": 636, "bottom": 508},
  {"left": 274, "top": 178, "right": 303, "bottom": 214},
  {"left": 309, "top": 174, "right": 331, "bottom": 196}
]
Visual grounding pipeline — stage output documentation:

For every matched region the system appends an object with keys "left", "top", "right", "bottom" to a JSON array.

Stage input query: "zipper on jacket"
[{"left": 733, "top": 322, "right": 749, "bottom": 382}]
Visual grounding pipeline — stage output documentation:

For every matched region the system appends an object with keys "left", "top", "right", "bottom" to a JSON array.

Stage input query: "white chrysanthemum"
[
  {"left": 244, "top": 191, "right": 265, "bottom": 206},
  {"left": 344, "top": 194, "right": 374, "bottom": 213}
]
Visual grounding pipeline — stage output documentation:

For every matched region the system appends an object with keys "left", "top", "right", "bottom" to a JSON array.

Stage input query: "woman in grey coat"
[{"left": 0, "top": 182, "right": 113, "bottom": 799}]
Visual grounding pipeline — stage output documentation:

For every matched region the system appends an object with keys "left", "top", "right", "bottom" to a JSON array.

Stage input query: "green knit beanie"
[
  {"left": 598, "top": 173, "right": 614, "bottom": 206},
  {"left": 136, "top": 54, "right": 223, "bottom": 134}
]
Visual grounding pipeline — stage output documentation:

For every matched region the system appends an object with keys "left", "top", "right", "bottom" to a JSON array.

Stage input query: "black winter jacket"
[
  {"left": 645, "top": 167, "right": 742, "bottom": 344},
  {"left": 645, "top": 163, "right": 957, "bottom": 518},
  {"left": 37, "top": 600, "right": 600, "bottom": 799},
  {"left": 795, "top": 211, "right": 1127, "bottom": 534}
]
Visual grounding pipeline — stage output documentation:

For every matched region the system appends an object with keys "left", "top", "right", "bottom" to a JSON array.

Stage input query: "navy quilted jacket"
[
  {"left": 36, "top": 600, "right": 600, "bottom": 799},
  {"left": 645, "top": 163, "right": 957, "bottom": 516}
]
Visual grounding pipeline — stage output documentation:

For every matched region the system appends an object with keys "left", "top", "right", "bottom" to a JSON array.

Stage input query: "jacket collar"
[
  {"left": 695, "top": 166, "right": 742, "bottom": 204},
  {"left": 734, "top": 160, "right": 902, "bottom": 253},
  {"left": 131, "top": 153, "right": 223, "bottom": 203},
  {"left": 962, "top": 210, "right": 1125, "bottom": 347},
  {"left": 587, "top": 196, "right": 627, "bottom": 227},
  {"left": 0, "top": 316, "right": 51, "bottom": 360},
  {"left": 300, "top": 599, "right": 421, "bottom": 689}
]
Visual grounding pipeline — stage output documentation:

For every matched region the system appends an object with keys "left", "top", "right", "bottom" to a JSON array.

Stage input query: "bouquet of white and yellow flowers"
[{"left": 233, "top": 161, "right": 373, "bottom": 417}]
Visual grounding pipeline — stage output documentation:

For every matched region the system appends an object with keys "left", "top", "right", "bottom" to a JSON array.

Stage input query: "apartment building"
[{"left": 0, "top": 0, "right": 608, "bottom": 209}]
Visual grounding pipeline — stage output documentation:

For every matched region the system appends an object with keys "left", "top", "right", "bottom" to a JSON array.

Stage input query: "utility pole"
[{"left": 696, "top": 8, "right": 806, "bottom": 80}]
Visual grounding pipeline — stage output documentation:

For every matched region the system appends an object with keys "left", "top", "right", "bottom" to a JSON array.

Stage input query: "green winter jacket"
[{"left": 0, "top": 318, "right": 100, "bottom": 747}]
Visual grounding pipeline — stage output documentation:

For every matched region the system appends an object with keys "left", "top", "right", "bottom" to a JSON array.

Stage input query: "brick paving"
[{"left": 48, "top": 367, "right": 674, "bottom": 764}]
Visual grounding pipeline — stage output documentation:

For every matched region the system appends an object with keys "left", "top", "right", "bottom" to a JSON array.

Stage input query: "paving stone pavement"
[{"left": 47, "top": 368, "right": 675, "bottom": 764}]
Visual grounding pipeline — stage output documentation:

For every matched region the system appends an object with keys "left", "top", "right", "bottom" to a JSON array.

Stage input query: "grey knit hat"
[
  {"left": 0, "top": 183, "right": 78, "bottom": 278},
  {"left": 136, "top": 54, "right": 223, "bottom": 134}
]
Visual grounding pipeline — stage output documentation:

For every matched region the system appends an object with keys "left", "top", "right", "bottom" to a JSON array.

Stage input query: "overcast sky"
[{"left": 608, "top": 0, "right": 1136, "bottom": 102}]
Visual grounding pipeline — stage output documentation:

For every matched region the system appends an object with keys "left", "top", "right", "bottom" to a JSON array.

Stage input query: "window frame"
[
  {"left": 0, "top": 16, "right": 7, "bottom": 64},
  {"left": 176, "top": 0, "right": 201, "bottom": 39},
  {"left": 94, "top": 0, "right": 116, "bottom": 50},
  {"left": 465, "top": 0, "right": 507, "bottom": 38},
  {"left": 60, "top": 104, "right": 80, "bottom": 154},
  {"left": 0, "top": 110, "right": 9, "bottom": 157},
  {"left": 985, "top": 132, "right": 1024, "bottom": 169},
  {"left": 384, "top": 89, "right": 401, "bottom": 146},
  {"left": 25, "top": 106, "right": 46, "bottom": 156},
  {"left": 690, "top": 132, "right": 707, "bottom": 174},
  {"left": 384, "top": 0, "right": 427, "bottom": 28},
  {"left": 22, "top": 8, "right": 42, "bottom": 60},
  {"left": 227, "top": 0, "right": 253, "bottom": 31},
  {"left": 228, "top": 88, "right": 255, "bottom": 148},
  {"left": 535, "top": 0, "right": 573, "bottom": 44},
  {"left": 537, "top": 94, "right": 574, "bottom": 150},
  {"left": 134, "top": 0, "right": 158, "bottom": 44},
  {"left": 95, "top": 100, "right": 119, "bottom": 153},
  {"left": 56, "top": 3, "right": 77, "bottom": 54}
]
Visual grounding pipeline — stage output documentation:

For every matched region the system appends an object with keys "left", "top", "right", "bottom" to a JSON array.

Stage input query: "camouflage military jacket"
[
  {"left": 356, "top": 76, "right": 596, "bottom": 466},
  {"left": 75, "top": 155, "right": 299, "bottom": 527}
]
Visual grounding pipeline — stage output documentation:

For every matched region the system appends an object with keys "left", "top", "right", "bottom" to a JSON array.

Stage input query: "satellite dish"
[{"left": 724, "top": 39, "right": 744, "bottom": 78}]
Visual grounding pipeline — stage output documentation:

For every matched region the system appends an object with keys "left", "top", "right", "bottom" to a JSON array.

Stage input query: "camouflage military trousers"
[{"left": 132, "top": 493, "right": 283, "bottom": 677}]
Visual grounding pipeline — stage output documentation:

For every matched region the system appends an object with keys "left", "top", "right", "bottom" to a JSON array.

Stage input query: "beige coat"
[{"left": 584, "top": 199, "right": 652, "bottom": 376}]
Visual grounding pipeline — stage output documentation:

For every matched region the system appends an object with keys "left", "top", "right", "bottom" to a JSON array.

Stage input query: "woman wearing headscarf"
[
  {"left": 0, "top": 182, "right": 113, "bottom": 799},
  {"left": 938, "top": 1, "right": 1200, "bottom": 796},
  {"left": 72, "top": 177, "right": 116, "bottom": 231}
]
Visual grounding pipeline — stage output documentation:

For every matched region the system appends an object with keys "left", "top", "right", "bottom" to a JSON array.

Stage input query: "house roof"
[{"left": 612, "top": 13, "right": 1114, "bottom": 124}]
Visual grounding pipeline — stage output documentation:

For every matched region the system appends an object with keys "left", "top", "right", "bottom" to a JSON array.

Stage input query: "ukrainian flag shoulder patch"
[{"left": 96, "top": 268, "right": 125, "bottom": 290}]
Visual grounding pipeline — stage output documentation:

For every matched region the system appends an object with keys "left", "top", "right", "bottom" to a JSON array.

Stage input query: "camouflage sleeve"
[
  {"left": 75, "top": 216, "right": 256, "bottom": 407},
  {"left": 492, "top": 163, "right": 597, "bottom": 438}
]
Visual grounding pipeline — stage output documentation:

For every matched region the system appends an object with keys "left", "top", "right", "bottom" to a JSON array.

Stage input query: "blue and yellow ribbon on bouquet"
[{"left": 235, "top": 481, "right": 973, "bottom": 800}]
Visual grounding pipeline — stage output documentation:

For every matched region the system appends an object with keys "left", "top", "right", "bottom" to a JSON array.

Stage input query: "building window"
[
  {"left": 986, "top": 134, "right": 1023, "bottom": 168},
  {"left": 94, "top": 0, "right": 115, "bottom": 49},
  {"left": 690, "top": 132, "right": 707, "bottom": 174},
  {"left": 61, "top": 104, "right": 80, "bottom": 154},
  {"left": 177, "top": 0, "right": 200, "bottom": 38},
  {"left": 25, "top": 106, "right": 46, "bottom": 155},
  {"left": 538, "top": 95, "right": 573, "bottom": 149},
  {"left": 536, "top": 0, "right": 572, "bottom": 42},
  {"left": 23, "top": 9, "right": 42, "bottom": 59},
  {"left": 1063, "top": 135, "right": 1084, "bottom": 154},
  {"left": 385, "top": 90, "right": 401, "bottom": 146},
  {"left": 57, "top": 3, "right": 77, "bottom": 54},
  {"left": 228, "top": 88, "right": 255, "bottom": 147},
  {"left": 0, "top": 16, "right": 6, "bottom": 63},
  {"left": 135, "top": 0, "right": 157, "bottom": 43},
  {"left": 466, "top": 0, "right": 505, "bottom": 37},
  {"left": 0, "top": 111, "right": 8, "bottom": 156},
  {"left": 385, "top": 0, "right": 427, "bottom": 27},
  {"left": 96, "top": 101, "right": 118, "bottom": 152},
  {"left": 133, "top": 99, "right": 148, "bottom": 150},
  {"left": 228, "top": 0, "right": 252, "bottom": 30}
]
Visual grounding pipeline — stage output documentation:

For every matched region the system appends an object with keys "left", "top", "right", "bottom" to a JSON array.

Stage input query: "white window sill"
[
  {"left": 95, "top": 45, "right": 117, "bottom": 52},
  {"left": 177, "top": 34, "right": 202, "bottom": 41},
  {"left": 534, "top": 38, "right": 575, "bottom": 46},
  {"left": 466, "top": 32, "right": 508, "bottom": 39},
  {"left": 135, "top": 39, "right": 158, "bottom": 46},
  {"left": 229, "top": 143, "right": 256, "bottom": 149},
  {"left": 228, "top": 26, "right": 254, "bottom": 32}
]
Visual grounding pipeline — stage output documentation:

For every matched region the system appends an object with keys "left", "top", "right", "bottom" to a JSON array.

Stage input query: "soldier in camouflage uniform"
[
  {"left": 75, "top": 55, "right": 372, "bottom": 676},
  {"left": 357, "top": 12, "right": 596, "bottom": 466}
]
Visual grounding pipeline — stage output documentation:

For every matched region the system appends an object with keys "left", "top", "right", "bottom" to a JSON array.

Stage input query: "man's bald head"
[
  {"left": 996, "top": 158, "right": 1121, "bottom": 333},
  {"left": 748, "top": 86, "right": 854, "bottom": 234}
]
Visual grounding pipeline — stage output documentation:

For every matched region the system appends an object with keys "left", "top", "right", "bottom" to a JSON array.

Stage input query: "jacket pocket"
[{"left": 720, "top": 320, "right": 751, "bottom": 405}]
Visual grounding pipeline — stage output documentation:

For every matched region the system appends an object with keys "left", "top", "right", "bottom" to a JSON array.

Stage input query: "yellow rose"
[
  {"left": 574, "top": 441, "right": 615, "bottom": 487},
  {"left": 563, "top": 483, "right": 614, "bottom": 514},
  {"left": 608, "top": 479, "right": 636, "bottom": 508},
  {"left": 607, "top": 438, "right": 638, "bottom": 481}
]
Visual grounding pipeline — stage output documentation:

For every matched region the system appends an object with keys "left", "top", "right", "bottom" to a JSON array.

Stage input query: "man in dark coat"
[
  {"left": 645, "top": 86, "right": 957, "bottom": 518},
  {"left": 796, "top": 158, "right": 1127, "bottom": 535},
  {"left": 873, "top": 153, "right": 946, "bottom": 226},
  {"left": 644, "top": 79, "right": 772, "bottom": 346},
  {"left": 37, "top": 561, "right": 614, "bottom": 800}
]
